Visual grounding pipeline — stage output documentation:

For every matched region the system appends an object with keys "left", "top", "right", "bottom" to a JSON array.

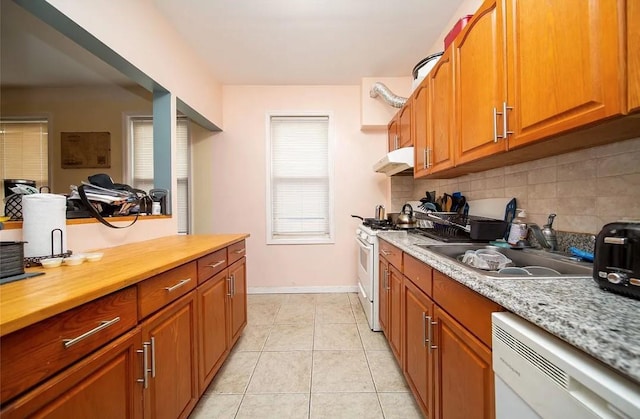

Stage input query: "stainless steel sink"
[{"left": 415, "top": 244, "right": 593, "bottom": 279}]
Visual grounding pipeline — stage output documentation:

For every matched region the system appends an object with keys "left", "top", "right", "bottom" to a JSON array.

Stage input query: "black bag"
[{"left": 77, "top": 174, "right": 150, "bottom": 229}]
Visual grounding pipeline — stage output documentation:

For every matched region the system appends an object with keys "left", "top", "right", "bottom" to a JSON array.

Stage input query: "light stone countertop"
[{"left": 377, "top": 231, "right": 640, "bottom": 385}]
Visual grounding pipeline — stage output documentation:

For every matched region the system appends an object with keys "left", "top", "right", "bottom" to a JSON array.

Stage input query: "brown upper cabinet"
[
  {"left": 629, "top": 0, "right": 640, "bottom": 113},
  {"left": 410, "top": 0, "right": 636, "bottom": 178},
  {"left": 388, "top": 100, "right": 414, "bottom": 152},
  {"left": 504, "top": 0, "right": 626, "bottom": 149},
  {"left": 415, "top": 48, "right": 456, "bottom": 177}
]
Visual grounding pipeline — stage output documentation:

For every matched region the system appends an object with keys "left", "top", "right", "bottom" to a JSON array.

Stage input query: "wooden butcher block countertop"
[{"left": 0, "top": 234, "right": 249, "bottom": 336}]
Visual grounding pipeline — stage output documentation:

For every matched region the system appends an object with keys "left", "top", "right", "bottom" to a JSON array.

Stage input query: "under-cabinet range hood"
[{"left": 373, "top": 147, "right": 414, "bottom": 176}]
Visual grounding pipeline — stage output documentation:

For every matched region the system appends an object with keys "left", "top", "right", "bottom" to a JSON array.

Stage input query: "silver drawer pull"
[
  {"left": 234, "top": 248, "right": 246, "bottom": 255},
  {"left": 380, "top": 249, "right": 391, "bottom": 256},
  {"left": 207, "top": 260, "right": 226, "bottom": 268},
  {"left": 63, "top": 317, "right": 120, "bottom": 348},
  {"left": 164, "top": 278, "right": 191, "bottom": 292}
]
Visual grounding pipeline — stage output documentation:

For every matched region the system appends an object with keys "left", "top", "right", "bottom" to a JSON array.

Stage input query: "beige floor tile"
[
  {"left": 247, "top": 303, "right": 280, "bottom": 325},
  {"left": 310, "top": 393, "right": 383, "bottom": 419},
  {"left": 209, "top": 351, "right": 260, "bottom": 394},
  {"left": 284, "top": 293, "right": 318, "bottom": 305},
  {"left": 247, "top": 293, "right": 286, "bottom": 305},
  {"left": 315, "top": 303, "right": 355, "bottom": 324},
  {"left": 315, "top": 293, "right": 351, "bottom": 306},
  {"left": 234, "top": 324, "right": 272, "bottom": 352},
  {"left": 236, "top": 394, "right": 310, "bottom": 419},
  {"left": 275, "top": 303, "right": 315, "bottom": 324},
  {"left": 351, "top": 300, "right": 370, "bottom": 325},
  {"left": 366, "top": 350, "right": 409, "bottom": 392},
  {"left": 312, "top": 350, "right": 375, "bottom": 393},
  {"left": 378, "top": 392, "right": 424, "bottom": 419},
  {"left": 190, "top": 394, "right": 242, "bottom": 419},
  {"left": 246, "top": 351, "right": 312, "bottom": 394},
  {"left": 348, "top": 292, "right": 361, "bottom": 305},
  {"left": 264, "top": 323, "right": 314, "bottom": 351},
  {"left": 357, "top": 323, "right": 390, "bottom": 351},
  {"left": 314, "top": 323, "right": 362, "bottom": 350}
]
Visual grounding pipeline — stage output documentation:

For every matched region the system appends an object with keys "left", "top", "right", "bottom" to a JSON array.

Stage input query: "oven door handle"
[{"left": 355, "top": 236, "right": 373, "bottom": 251}]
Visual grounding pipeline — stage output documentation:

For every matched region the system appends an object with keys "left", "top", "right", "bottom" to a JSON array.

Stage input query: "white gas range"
[{"left": 355, "top": 223, "right": 387, "bottom": 331}]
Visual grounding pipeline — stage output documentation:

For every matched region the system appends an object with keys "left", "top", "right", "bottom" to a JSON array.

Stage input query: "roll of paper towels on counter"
[{"left": 22, "top": 194, "right": 67, "bottom": 258}]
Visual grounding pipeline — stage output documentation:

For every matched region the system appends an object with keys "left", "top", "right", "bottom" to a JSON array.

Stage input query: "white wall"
[{"left": 192, "top": 85, "right": 388, "bottom": 291}]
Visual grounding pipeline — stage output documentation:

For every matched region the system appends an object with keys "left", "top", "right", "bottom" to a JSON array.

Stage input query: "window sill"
[{"left": 1, "top": 215, "right": 171, "bottom": 230}]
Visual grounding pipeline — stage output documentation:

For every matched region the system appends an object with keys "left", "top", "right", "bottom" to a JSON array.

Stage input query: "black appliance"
[{"left": 593, "top": 221, "right": 640, "bottom": 299}]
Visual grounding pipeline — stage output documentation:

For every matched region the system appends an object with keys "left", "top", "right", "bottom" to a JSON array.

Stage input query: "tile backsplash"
[{"left": 391, "top": 137, "right": 640, "bottom": 234}]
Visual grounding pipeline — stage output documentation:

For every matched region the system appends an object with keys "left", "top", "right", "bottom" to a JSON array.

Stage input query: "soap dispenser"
[{"left": 507, "top": 209, "right": 528, "bottom": 245}]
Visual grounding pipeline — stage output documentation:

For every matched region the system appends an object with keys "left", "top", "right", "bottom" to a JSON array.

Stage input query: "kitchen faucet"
[{"left": 527, "top": 214, "right": 558, "bottom": 251}]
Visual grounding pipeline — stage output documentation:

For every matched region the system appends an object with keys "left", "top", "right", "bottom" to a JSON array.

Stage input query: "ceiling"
[{"left": 1, "top": 0, "right": 465, "bottom": 87}]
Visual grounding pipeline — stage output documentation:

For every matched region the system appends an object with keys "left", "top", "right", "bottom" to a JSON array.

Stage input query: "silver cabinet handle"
[
  {"left": 422, "top": 312, "right": 428, "bottom": 346},
  {"left": 62, "top": 317, "right": 120, "bottom": 348},
  {"left": 150, "top": 337, "right": 156, "bottom": 378},
  {"left": 137, "top": 342, "right": 149, "bottom": 388},
  {"left": 423, "top": 148, "right": 428, "bottom": 170},
  {"left": 234, "top": 248, "right": 245, "bottom": 255},
  {"left": 207, "top": 260, "right": 226, "bottom": 268},
  {"left": 380, "top": 249, "right": 391, "bottom": 256},
  {"left": 503, "top": 102, "right": 513, "bottom": 138},
  {"left": 231, "top": 273, "right": 236, "bottom": 297},
  {"left": 394, "top": 135, "right": 399, "bottom": 150},
  {"left": 386, "top": 270, "right": 391, "bottom": 291},
  {"left": 164, "top": 278, "right": 191, "bottom": 292},
  {"left": 493, "top": 107, "right": 504, "bottom": 142},
  {"left": 427, "top": 316, "right": 438, "bottom": 351},
  {"left": 227, "top": 276, "right": 232, "bottom": 296}
]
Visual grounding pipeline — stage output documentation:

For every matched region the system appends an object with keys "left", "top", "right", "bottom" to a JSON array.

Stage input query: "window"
[
  {"left": 267, "top": 114, "right": 334, "bottom": 244},
  {"left": 128, "top": 116, "right": 190, "bottom": 234},
  {"left": 0, "top": 120, "right": 49, "bottom": 200}
]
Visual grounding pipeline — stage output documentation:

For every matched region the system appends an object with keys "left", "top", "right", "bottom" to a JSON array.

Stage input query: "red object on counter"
[{"left": 444, "top": 14, "right": 474, "bottom": 50}]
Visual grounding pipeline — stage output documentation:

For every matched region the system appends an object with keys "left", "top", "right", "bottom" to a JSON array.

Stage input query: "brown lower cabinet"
[
  {"left": 386, "top": 240, "right": 499, "bottom": 419},
  {"left": 0, "top": 239, "right": 248, "bottom": 419},
  {"left": 0, "top": 328, "right": 143, "bottom": 419},
  {"left": 141, "top": 293, "right": 198, "bottom": 419}
]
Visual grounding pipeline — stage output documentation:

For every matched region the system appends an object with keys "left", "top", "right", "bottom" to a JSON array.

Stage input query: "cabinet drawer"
[
  {"left": 138, "top": 262, "right": 197, "bottom": 319},
  {"left": 379, "top": 240, "right": 402, "bottom": 269},
  {"left": 432, "top": 270, "right": 502, "bottom": 347},
  {"left": 0, "top": 286, "right": 137, "bottom": 404},
  {"left": 404, "top": 253, "right": 433, "bottom": 297},
  {"left": 197, "top": 249, "right": 227, "bottom": 284},
  {"left": 227, "top": 240, "right": 246, "bottom": 265}
]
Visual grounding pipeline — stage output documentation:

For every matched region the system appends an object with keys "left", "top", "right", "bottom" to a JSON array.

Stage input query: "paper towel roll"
[{"left": 22, "top": 194, "right": 67, "bottom": 258}]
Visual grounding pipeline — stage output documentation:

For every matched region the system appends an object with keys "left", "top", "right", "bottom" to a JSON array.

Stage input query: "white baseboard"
[{"left": 248, "top": 285, "right": 359, "bottom": 294}]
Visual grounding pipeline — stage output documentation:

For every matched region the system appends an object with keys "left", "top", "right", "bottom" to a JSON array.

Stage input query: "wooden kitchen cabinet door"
[
  {"left": 1, "top": 328, "right": 143, "bottom": 419},
  {"left": 628, "top": 0, "right": 640, "bottom": 114},
  {"left": 505, "top": 0, "right": 625, "bottom": 148},
  {"left": 433, "top": 306, "right": 494, "bottom": 419},
  {"left": 378, "top": 256, "right": 390, "bottom": 336},
  {"left": 197, "top": 270, "right": 229, "bottom": 394},
  {"left": 428, "top": 48, "right": 456, "bottom": 174},
  {"left": 142, "top": 292, "right": 198, "bottom": 419},
  {"left": 388, "top": 264, "right": 403, "bottom": 364},
  {"left": 454, "top": 0, "right": 507, "bottom": 165},
  {"left": 228, "top": 257, "right": 247, "bottom": 346},
  {"left": 403, "top": 278, "right": 434, "bottom": 418},
  {"left": 388, "top": 114, "right": 399, "bottom": 151},
  {"left": 413, "top": 79, "right": 429, "bottom": 177},
  {"left": 398, "top": 100, "right": 413, "bottom": 148}
]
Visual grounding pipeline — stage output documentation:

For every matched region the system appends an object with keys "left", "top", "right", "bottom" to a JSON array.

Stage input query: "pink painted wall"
[
  {"left": 192, "top": 85, "right": 388, "bottom": 290},
  {"left": 44, "top": 0, "right": 222, "bottom": 129}
]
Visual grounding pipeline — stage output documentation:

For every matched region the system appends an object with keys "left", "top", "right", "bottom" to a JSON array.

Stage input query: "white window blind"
[
  {"left": 129, "top": 117, "right": 190, "bottom": 234},
  {"left": 268, "top": 115, "right": 333, "bottom": 244},
  {"left": 0, "top": 120, "right": 48, "bottom": 200}
]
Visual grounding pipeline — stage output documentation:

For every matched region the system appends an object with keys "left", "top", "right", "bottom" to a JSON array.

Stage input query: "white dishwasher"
[{"left": 492, "top": 312, "right": 640, "bottom": 418}]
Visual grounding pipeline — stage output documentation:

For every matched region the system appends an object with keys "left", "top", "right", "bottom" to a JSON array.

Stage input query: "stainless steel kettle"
[{"left": 397, "top": 203, "right": 416, "bottom": 225}]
